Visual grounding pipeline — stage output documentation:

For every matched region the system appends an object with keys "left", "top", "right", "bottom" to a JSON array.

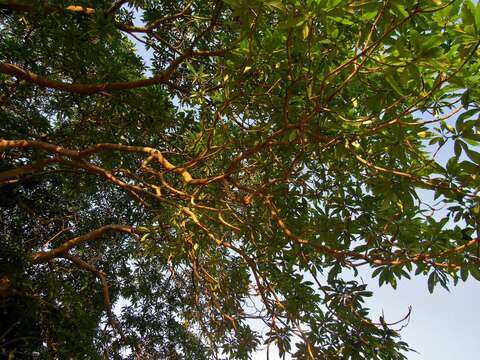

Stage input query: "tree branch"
[
  {"left": 264, "top": 196, "right": 480, "bottom": 269},
  {"left": 106, "top": 0, "right": 129, "bottom": 15},
  {"left": 0, "top": 1, "right": 95, "bottom": 15},
  {"left": 0, "top": 47, "right": 225, "bottom": 94},
  {"left": 0, "top": 139, "right": 212, "bottom": 184},
  {"left": 31, "top": 225, "right": 136, "bottom": 264},
  {"left": 60, "top": 253, "right": 131, "bottom": 347},
  {"left": 0, "top": 63, "right": 172, "bottom": 94},
  {"left": 0, "top": 158, "right": 58, "bottom": 183}
]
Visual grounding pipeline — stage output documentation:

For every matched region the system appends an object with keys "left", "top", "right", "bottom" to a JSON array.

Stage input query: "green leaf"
[
  {"left": 470, "top": 265, "right": 480, "bottom": 281},
  {"left": 456, "top": 108, "right": 480, "bottom": 131},
  {"left": 266, "top": 0, "right": 286, "bottom": 11},
  {"left": 461, "top": 89, "right": 471, "bottom": 108},
  {"left": 391, "top": 2, "right": 408, "bottom": 18},
  {"left": 462, "top": 1, "right": 476, "bottom": 26},
  {"left": 415, "top": 263, "right": 426, "bottom": 275},
  {"left": 329, "top": 16, "right": 354, "bottom": 25},
  {"left": 454, "top": 140, "right": 462, "bottom": 159},
  {"left": 459, "top": 160, "right": 480, "bottom": 173},
  {"left": 465, "top": 148, "right": 480, "bottom": 165},
  {"left": 385, "top": 75, "right": 404, "bottom": 96},
  {"left": 379, "top": 268, "right": 390, "bottom": 287},
  {"left": 460, "top": 265, "right": 469, "bottom": 282},
  {"left": 475, "top": 1, "right": 480, "bottom": 31},
  {"left": 372, "top": 267, "right": 383, "bottom": 278},
  {"left": 427, "top": 272, "right": 436, "bottom": 293}
]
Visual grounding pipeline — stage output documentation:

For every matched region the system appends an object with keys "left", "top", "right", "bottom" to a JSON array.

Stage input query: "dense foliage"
[{"left": 1, "top": 0, "right": 480, "bottom": 358}]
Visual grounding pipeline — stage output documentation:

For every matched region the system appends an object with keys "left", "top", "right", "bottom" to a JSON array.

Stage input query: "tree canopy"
[{"left": 1, "top": 0, "right": 480, "bottom": 358}]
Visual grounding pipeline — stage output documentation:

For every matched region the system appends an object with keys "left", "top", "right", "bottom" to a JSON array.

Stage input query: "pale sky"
[{"left": 252, "top": 273, "right": 480, "bottom": 360}]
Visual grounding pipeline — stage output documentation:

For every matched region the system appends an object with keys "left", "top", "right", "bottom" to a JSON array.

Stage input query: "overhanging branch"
[{"left": 31, "top": 225, "right": 136, "bottom": 264}]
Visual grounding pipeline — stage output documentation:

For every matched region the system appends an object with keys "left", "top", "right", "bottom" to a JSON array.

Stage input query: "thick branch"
[
  {"left": 0, "top": 139, "right": 213, "bottom": 184},
  {"left": 0, "top": 63, "right": 174, "bottom": 94},
  {"left": 31, "top": 225, "right": 135, "bottom": 264},
  {"left": 0, "top": 158, "right": 58, "bottom": 183},
  {"left": 0, "top": 46, "right": 227, "bottom": 93},
  {"left": 0, "top": 1, "right": 95, "bottom": 14}
]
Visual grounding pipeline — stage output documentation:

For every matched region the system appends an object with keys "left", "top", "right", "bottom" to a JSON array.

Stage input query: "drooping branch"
[{"left": 60, "top": 253, "right": 132, "bottom": 349}]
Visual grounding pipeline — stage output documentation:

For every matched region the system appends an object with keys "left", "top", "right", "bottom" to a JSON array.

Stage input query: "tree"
[{"left": 1, "top": 0, "right": 480, "bottom": 358}]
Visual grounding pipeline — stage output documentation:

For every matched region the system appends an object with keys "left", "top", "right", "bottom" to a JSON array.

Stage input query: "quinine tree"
[{"left": 1, "top": 0, "right": 480, "bottom": 359}]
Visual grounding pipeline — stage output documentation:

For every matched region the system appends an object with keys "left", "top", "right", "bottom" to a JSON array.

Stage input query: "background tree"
[{"left": 1, "top": 0, "right": 480, "bottom": 359}]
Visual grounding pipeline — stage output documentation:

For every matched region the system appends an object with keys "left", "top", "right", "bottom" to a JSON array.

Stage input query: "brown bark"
[
  {"left": 0, "top": 63, "right": 172, "bottom": 95},
  {"left": 0, "top": 158, "right": 58, "bottom": 183},
  {"left": 0, "top": 1, "right": 95, "bottom": 15},
  {"left": 0, "top": 47, "right": 226, "bottom": 94},
  {"left": 31, "top": 225, "right": 135, "bottom": 264},
  {"left": 0, "top": 0, "right": 189, "bottom": 33},
  {"left": 0, "top": 139, "right": 221, "bottom": 184}
]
